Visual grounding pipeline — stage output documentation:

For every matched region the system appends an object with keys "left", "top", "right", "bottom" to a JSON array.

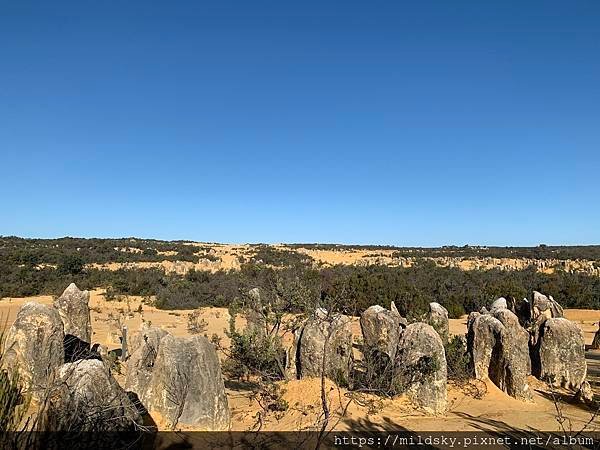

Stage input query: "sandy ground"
[{"left": 1, "top": 291, "right": 599, "bottom": 433}]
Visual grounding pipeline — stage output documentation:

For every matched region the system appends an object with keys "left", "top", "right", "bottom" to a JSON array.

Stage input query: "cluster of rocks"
[
  {"left": 468, "top": 291, "right": 592, "bottom": 403},
  {"left": 288, "top": 289, "right": 592, "bottom": 414},
  {"left": 3, "top": 281, "right": 593, "bottom": 429},
  {"left": 3, "top": 283, "right": 230, "bottom": 432},
  {"left": 288, "top": 301, "right": 448, "bottom": 414}
]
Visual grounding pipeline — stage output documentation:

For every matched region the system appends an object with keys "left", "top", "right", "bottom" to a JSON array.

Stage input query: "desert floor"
[{"left": 1, "top": 291, "right": 599, "bottom": 433}]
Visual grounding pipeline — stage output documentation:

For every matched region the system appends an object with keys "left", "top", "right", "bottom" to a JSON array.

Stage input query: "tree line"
[{"left": 1, "top": 254, "right": 598, "bottom": 317}]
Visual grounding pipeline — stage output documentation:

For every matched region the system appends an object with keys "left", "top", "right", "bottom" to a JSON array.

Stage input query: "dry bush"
[{"left": 187, "top": 310, "right": 208, "bottom": 335}]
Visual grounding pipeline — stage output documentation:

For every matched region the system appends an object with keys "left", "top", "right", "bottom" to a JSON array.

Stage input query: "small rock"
[{"left": 427, "top": 302, "right": 449, "bottom": 343}]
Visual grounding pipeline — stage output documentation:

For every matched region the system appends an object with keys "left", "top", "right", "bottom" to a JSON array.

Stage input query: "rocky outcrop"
[
  {"left": 146, "top": 334, "right": 230, "bottom": 430},
  {"left": 467, "top": 309, "right": 532, "bottom": 400},
  {"left": 468, "top": 314, "right": 503, "bottom": 380},
  {"left": 47, "top": 359, "right": 141, "bottom": 431},
  {"left": 533, "top": 318, "right": 587, "bottom": 391},
  {"left": 3, "top": 302, "right": 65, "bottom": 399},
  {"left": 467, "top": 311, "right": 480, "bottom": 331},
  {"left": 125, "top": 324, "right": 169, "bottom": 399},
  {"left": 54, "top": 283, "right": 92, "bottom": 361},
  {"left": 427, "top": 302, "right": 449, "bottom": 343},
  {"left": 576, "top": 381, "right": 594, "bottom": 405},
  {"left": 390, "top": 301, "right": 409, "bottom": 327},
  {"left": 295, "top": 309, "right": 353, "bottom": 384},
  {"left": 245, "top": 287, "right": 267, "bottom": 336},
  {"left": 395, "top": 323, "right": 447, "bottom": 414},
  {"left": 54, "top": 283, "right": 92, "bottom": 343},
  {"left": 532, "top": 291, "right": 564, "bottom": 321},
  {"left": 492, "top": 308, "right": 532, "bottom": 396},
  {"left": 360, "top": 305, "right": 403, "bottom": 362},
  {"left": 491, "top": 297, "right": 508, "bottom": 310}
]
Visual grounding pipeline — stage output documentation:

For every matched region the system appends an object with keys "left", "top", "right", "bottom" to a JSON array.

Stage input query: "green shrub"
[
  {"left": 57, "top": 254, "right": 85, "bottom": 275},
  {"left": 223, "top": 328, "right": 286, "bottom": 381},
  {"left": 445, "top": 335, "right": 472, "bottom": 383},
  {"left": 446, "top": 302, "right": 466, "bottom": 319}
]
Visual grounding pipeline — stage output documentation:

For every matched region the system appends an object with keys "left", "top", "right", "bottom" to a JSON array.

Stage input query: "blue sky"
[{"left": 1, "top": 1, "right": 599, "bottom": 246}]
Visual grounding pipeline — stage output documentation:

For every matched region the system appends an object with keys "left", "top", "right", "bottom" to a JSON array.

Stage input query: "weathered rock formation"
[
  {"left": 493, "top": 308, "right": 532, "bottom": 389},
  {"left": 245, "top": 287, "right": 267, "bottom": 335},
  {"left": 360, "top": 305, "right": 403, "bottom": 362},
  {"left": 146, "top": 334, "right": 230, "bottom": 430},
  {"left": 295, "top": 308, "right": 353, "bottom": 383},
  {"left": 3, "top": 302, "right": 65, "bottom": 399},
  {"left": 427, "top": 302, "right": 449, "bottom": 343},
  {"left": 467, "top": 311, "right": 480, "bottom": 331},
  {"left": 46, "top": 359, "right": 141, "bottom": 431},
  {"left": 394, "top": 323, "right": 447, "bottom": 414},
  {"left": 54, "top": 283, "right": 92, "bottom": 342},
  {"left": 575, "top": 381, "right": 594, "bottom": 405},
  {"left": 467, "top": 309, "right": 532, "bottom": 400},
  {"left": 468, "top": 313, "right": 502, "bottom": 380},
  {"left": 490, "top": 297, "right": 508, "bottom": 310},
  {"left": 530, "top": 291, "right": 565, "bottom": 346},
  {"left": 390, "top": 301, "right": 409, "bottom": 327},
  {"left": 125, "top": 324, "right": 169, "bottom": 399},
  {"left": 54, "top": 283, "right": 92, "bottom": 361},
  {"left": 532, "top": 291, "right": 564, "bottom": 321},
  {"left": 533, "top": 318, "right": 587, "bottom": 391}
]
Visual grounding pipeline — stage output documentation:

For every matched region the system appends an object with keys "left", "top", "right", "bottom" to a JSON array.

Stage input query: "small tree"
[
  {"left": 57, "top": 254, "right": 85, "bottom": 275},
  {"left": 186, "top": 310, "right": 208, "bottom": 335}
]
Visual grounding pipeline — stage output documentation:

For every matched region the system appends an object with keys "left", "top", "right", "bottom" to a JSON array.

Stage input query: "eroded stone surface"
[
  {"left": 534, "top": 317, "right": 587, "bottom": 391},
  {"left": 4, "top": 302, "right": 65, "bottom": 399},
  {"left": 468, "top": 309, "right": 532, "bottom": 400},
  {"left": 360, "top": 305, "right": 403, "bottom": 361},
  {"left": 47, "top": 359, "right": 141, "bottom": 431},
  {"left": 146, "top": 334, "right": 230, "bottom": 430},
  {"left": 395, "top": 323, "right": 447, "bottom": 414},
  {"left": 296, "top": 309, "right": 353, "bottom": 383},
  {"left": 54, "top": 283, "right": 92, "bottom": 343}
]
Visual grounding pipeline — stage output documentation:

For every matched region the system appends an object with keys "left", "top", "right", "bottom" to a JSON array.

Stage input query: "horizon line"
[{"left": 2, "top": 234, "right": 599, "bottom": 249}]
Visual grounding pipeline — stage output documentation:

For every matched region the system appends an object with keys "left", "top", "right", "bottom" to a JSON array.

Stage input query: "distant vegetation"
[
  {"left": 0, "top": 236, "right": 200, "bottom": 265},
  {"left": 250, "top": 245, "right": 314, "bottom": 266},
  {"left": 289, "top": 242, "right": 600, "bottom": 261},
  {"left": 1, "top": 237, "right": 599, "bottom": 316}
]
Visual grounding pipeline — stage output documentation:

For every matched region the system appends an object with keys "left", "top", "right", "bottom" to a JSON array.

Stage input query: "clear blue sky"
[{"left": 1, "top": 1, "right": 599, "bottom": 246}]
